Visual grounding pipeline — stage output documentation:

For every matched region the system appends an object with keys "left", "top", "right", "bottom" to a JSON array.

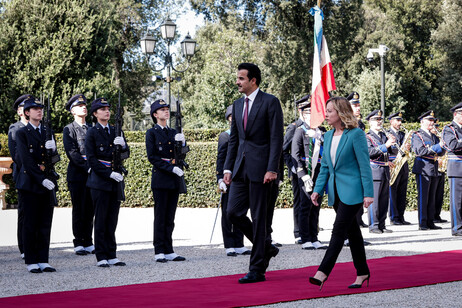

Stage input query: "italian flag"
[{"left": 309, "top": 6, "right": 336, "bottom": 128}]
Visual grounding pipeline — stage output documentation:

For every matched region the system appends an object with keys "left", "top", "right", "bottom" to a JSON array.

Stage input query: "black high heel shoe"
[
  {"left": 348, "top": 274, "right": 370, "bottom": 289},
  {"left": 309, "top": 276, "right": 328, "bottom": 290}
]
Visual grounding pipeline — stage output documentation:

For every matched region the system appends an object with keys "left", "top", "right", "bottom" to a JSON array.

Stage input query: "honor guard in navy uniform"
[
  {"left": 442, "top": 102, "right": 462, "bottom": 236},
  {"left": 291, "top": 100, "right": 327, "bottom": 250},
  {"left": 431, "top": 119, "right": 448, "bottom": 224},
  {"left": 347, "top": 92, "right": 368, "bottom": 228},
  {"left": 8, "top": 94, "right": 31, "bottom": 259},
  {"left": 387, "top": 112, "right": 411, "bottom": 225},
  {"left": 85, "top": 98, "right": 129, "bottom": 267},
  {"left": 366, "top": 110, "right": 396, "bottom": 233},
  {"left": 15, "top": 97, "right": 58, "bottom": 273},
  {"left": 282, "top": 95, "right": 309, "bottom": 244},
  {"left": 63, "top": 94, "right": 95, "bottom": 255},
  {"left": 411, "top": 110, "right": 445, "bottom": 230},
  {"left": 216, "top": 105, "right": 250, "bottom": 256},
  {"left": 146, "top": 99, "right": 187, "bottom": 263}
]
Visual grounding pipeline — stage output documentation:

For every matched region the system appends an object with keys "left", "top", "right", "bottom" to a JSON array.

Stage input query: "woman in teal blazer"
[{"left": 309, "top": 97, "right": 374, "bottom": 290}]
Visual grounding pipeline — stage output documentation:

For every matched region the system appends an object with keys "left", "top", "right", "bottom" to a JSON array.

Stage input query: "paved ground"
[{"left": 0, "top": 207, "right": 461, "bottom": 307}]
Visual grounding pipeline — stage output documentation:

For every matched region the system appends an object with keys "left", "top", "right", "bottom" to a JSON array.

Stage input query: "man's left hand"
[{"left": 263, "top": 172, "right": 277, "bottom": 184}]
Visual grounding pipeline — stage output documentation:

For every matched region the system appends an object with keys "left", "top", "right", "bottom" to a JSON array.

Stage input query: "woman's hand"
[
  {"left": 363, "top": 197, "right": 374, "bottom": 208},
  {"left": 311, "top": 192, "right": 320, "bottom": 206}
]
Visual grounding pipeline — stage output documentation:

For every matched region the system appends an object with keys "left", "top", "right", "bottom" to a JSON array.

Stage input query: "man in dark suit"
[
  {"left": 15, "top": 97, "right": 59, "bottom": 273},
  {"left": 223, "top": 63, "right": 284, "bottom": 284},
  {"left": 63, "top": 94, "right": 95, "bottom": 255},
  {"left": 8, "top": 94, "right": 31, "bottom": 259},
  {"left": 411, "top": 110, "right": 445, "bottom": 230},
  {"left": 283, "top": 95, "right": 309, "bottom": 244},
  {"left": 442, "top": 102, "right": 462, "bottom": 236},
  {"left": 387, "top": 112, "right": 411, "bottom": 225}
]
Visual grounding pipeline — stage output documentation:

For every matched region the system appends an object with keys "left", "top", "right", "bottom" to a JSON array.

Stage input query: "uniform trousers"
[
  {"left": 449, "top": 177, "right": 462, "bottom": 235},
  {"left": 389, "top": 168, "right": 409, "bottom": 222},
  {"left": 17, "top": 190, "right": 24, "bottom": 254},
  {"left": 91, "top": 189, "right": 120, "bottom": 261},
  {"left": 20, "top": 190, "right": 54, "bottom": 265},
  {"left": 220, "top": 191, "right": 244, "bottom": 248},
  {"left": 416, "top": 174, "right": 438, "bottom": 228},
  {"left": 227, "top": 166, "right": 273, "bottom": 274},
  {"left": 152, "top": 188, "right": 179, "bottom": 254},
  {"left": 70, "top": 181, "right": 94, "bottom": 247},
  {"left": 434, "top": 173, "right": 445, "bottom": 220},
  {"left": 291, "top": 175, "right": 301, "bottom": 238},
  {"left": 318, "top": 187, "right": 369, "bottom": 277},
  {"left": 369, "top": 179, "right": 389, "bottom": 231},
  {"left": 297, "top": 179, "right": 320, "bottom": 243}
]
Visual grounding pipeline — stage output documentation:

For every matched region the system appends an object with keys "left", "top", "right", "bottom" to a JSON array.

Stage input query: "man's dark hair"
[{"left": 238, "top": 63, "right": 261, "bottom": 86}]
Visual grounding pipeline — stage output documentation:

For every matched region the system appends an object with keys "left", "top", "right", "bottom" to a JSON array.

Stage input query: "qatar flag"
[{"left": 309, "top": 6, "right": 336, "bottom": 128}]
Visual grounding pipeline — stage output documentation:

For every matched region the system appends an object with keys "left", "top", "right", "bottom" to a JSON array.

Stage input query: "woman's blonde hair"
[{"left": 326, "top": 97, "right": 358, "bottom": 129}]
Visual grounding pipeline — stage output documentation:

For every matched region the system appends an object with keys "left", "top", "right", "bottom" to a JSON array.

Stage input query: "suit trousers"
[
  {"left": 449, "top": 177, "right": 462, "bottom": 235},
  {"left": 416, "top": 174, "right": 438, "bottom": 228},
  {"left": 318, "top": 188, "right": 369, "bottom": 277},
  {"left": 291, "top": 175, "right": 301, "bottom": 238},
  {"left": 389, "top": 168, "right": 409, "bottom": 222},
  {"left": 152, "top": 188, "right": 179, "bottom": 254},
  {"left": 434, "top": 174, "right": 445, "bottom": 220},
  {"left": 220, "top": 191, "right": 244, "bottom": 249},
  {"left": 20, "top": 190, "right": 54, "bottom": 264},
  {"left": 227, "top": 167, "right": 273, "bottom": 273},
  {"left": 17, "top": 190, "right": 24, "bottom": 254},
  {"left": 91, "top": 189, "right": 120, "bottom": 261},
  {"left": 297, "top": 179, "right": 320, "bottom": 243},
  {"left": 70, "top": 181, "right": 94, "bottom": 247},
  {"left": 369, "top": 180, "right": 389, "bottom": 231}
]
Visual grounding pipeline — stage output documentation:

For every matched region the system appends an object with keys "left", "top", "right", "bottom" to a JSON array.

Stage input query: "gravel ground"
[{"left": 1, "top": 208, "right": 461, "bottom": 307}]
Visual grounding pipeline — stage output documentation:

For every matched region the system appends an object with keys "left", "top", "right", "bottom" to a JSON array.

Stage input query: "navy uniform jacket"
[
  {"left": 8, "top": 121, "right": 26, "bottom": 182},
  {"left": 387, "top": 128, "right": 409, "bottom": 174},
  {"left": 216, "top": 129, "right": 230, "bottom": 182},
  {"left": 291, "top": 124, "right": 324, "bottom": 182},
  {"left": 15, "top": 123, "right": 59, "bottom": 194},
  {"left": 85, "top": 123, "right": 129, "bottom": 192},
  {"left": 442, "top": 121, "right": 462, "bottom": 178},
  {"left": 283, "top": 118, "right": 304, "bottom": 178},
  {"left": 146, "top": 125, "right": 179, "bottom": 190},
  {"left": 411, "top": 129, "right": 445, "bottom": 176},
  {"left": 63, "top": 121, "right": 90, "bottom": 183},
  {"left": 366, "top": 130, "right": 393, "bottom": 181}
]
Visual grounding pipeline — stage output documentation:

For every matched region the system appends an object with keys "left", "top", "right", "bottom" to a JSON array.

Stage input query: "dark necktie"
[
  {"left": 243, "top": 98, "right": 249, "bottom": 131},
  {"left": 104, "top": 127, "right": 109, "bottom": 135},
  {"left": 36, "top": 127, "right": 41, "bottom": 136},
  {"left": 163, "top": 127, "right": 168, "bottom": 135}
]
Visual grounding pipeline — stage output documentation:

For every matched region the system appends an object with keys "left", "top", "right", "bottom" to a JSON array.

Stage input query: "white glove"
[
  {"left": 291, "top": 166, "right": 296, "bottom": 174},
  {"left": 45, "top": 140, "right": 56, "bottom": 151},
  {"left": 306, "top": 129, "right": 323, "bottom": 140},
  {"left": 172, "top": 166, "right": 184, "bottom": 177},
  {"left": 301, "top": 175, "right": 314, "bottom": 192},
  {"left": 114, "top": 136, "right": 126, "bottom": 147},
  {"left": 218, "top": 179, "right": 227, "bottom": 192},
  {"left": 88, "top": 168, "right": 91, "bottom": 174},
  {"left": 42, "top": 179, "right": 55, "bottom": 191},
  {"left": 110, "top": 172, "right": 123, "bottom": 182},
  {"left": 175, "top": 133, "right": 186, "bottom": 145}
]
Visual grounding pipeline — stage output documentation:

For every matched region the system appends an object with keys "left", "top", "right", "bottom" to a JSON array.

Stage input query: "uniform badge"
[
  {"left": 159, "top": 146, "right": 163, "bottom": 151},
  {"left": 30, "top": 149, "right": 33, "bottom": 153},
  {"left": 100, "top": 147, "right": 104, "bottom": 151}
]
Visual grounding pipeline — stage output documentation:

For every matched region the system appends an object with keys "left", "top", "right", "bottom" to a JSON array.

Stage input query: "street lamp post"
[
  {"left": 367, "top": 45, "right": 389, "bottom": 116},
  {"left": 140, "top": 17, "right": 197, "bottom": 126}
]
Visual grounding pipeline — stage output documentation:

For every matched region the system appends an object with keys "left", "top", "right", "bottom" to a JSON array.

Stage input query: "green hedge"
[{"left": 0, "top": 123, "right": 451, "bottom": 209}]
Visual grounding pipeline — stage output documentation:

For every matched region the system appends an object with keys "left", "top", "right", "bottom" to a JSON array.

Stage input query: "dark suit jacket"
[
  {"left": 63, "top": 121, "right": 90, "bottom": 183},
  {"left": 146, "top": 124, "right": 180, "bottom": 190},
  {"left": 8, "top": 121, "right": 26, "bottom": 183},
  {"left": 224, "top": 90, "right": 284, "bottom": 182},
  {"left": 216, "top": 129, "right": 230, "bottom": 182},
  {"left": 282, "top": 118, "right": 303, "bottom": 179}
]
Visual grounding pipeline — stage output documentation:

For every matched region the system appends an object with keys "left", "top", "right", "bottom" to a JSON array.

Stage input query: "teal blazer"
[{"left": 314, "top": 128, "right": 374, "bottom": 206}]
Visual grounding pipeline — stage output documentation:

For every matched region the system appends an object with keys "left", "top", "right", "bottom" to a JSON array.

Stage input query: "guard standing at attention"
[
  {"left": 291, "top": 100, "right": 327, "bottom": 250},
  {"left": 282, "top": 95, "right": 308, "bottom": 244},
  {"left": 387, "top": 112, "right": 411, "bottom": 225},
  {"left": 216, "top": 105, "right": 250, "bottom": 256},
  {"left": 8, "top": 94, "right": 32, "bottom": 260},
  {"left": 411, "top": 110, "right": 445, "bottom": 231},
  {"left": 85, "top": 98, "right": 129, "bottom": 267},
  {"left": 431, "top": 119, "right": 448, "bottom": 224},
  {"left": 365, "top": 110, "right": 396, "bottom": 234},
  {"left": 15, "top": 97, "right": 59, "bottom": 273},
  {"left": 442, "top": 102, "right": 462, "bottom": 236},
  {"left": 347, "top": 92, "right": 367, "bottom": 227},
  {"left": 63, "top": 94, "right": 95, "bottom": 255},
  {"left": 146, "top": 99, "right": 187, "bottom": 263}
]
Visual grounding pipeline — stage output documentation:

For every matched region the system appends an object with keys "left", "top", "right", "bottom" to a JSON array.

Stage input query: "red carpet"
[{"left": 1, "top": 250, "right": 462, "bottom": 307}]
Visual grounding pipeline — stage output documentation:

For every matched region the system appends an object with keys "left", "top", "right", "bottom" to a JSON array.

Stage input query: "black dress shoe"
[
  {"left": 156, "top": 258, "right": 167, "bottom": 263},
  {"left": 98, "top": 263, "right": 110, "bottom": 267},
  {"left": 359, "top": 222, "right": 369, "bottom": 228},
  {"left": 172, "top": 256, "right": 186, "bottom": 261},
  {"left": 381, "top": 228, "right": 393, "bottom": 233},
  {"left": 363, "top": 240, "right": 372, "bottom": 246},
  {"left": 453, "top": 232, "right": 462, "bottom": 236},
  {"left": 369, "top": 228, "right": 382, "bottom": 234},
  {"left": 29, "top": 268, "right": 42, "bottom": 274},
  {"left": 433, "top": 218, "right": 448, "bottom": 223},
  {"left": 263, "top": 245, "right": 279, "bottom": 270},
  {"left": 428, "top": 225, "right": 442, "bottom": 230},
  {"left": 401, "top": 220, "right": 411, "bottom": 225},
  {"left": 238, "top": 271, "right": 266, "bottom": 284},
  {"left": 295, "top": 239, "right": 303, "bottom": 245},
  {"left": 391, "top": 220, "right": 403, "bottom": 225},
  {"left": 113, "top": 261, "right": 126, "bottom": 266},
  {"left": 42, "top": 266, "right": 57, "bottom": 272},
  {"left": 240, "top": 250, "right": 251, "bottom": 255},
  {"left": 227, "top": 252, "right": 238, "bottom": 257},
  {"left": 75, "top": 249, "right": 87, "bottom": 256},
  {"left": 419, "top": 226, "right": 429, "bottom": 230}
]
